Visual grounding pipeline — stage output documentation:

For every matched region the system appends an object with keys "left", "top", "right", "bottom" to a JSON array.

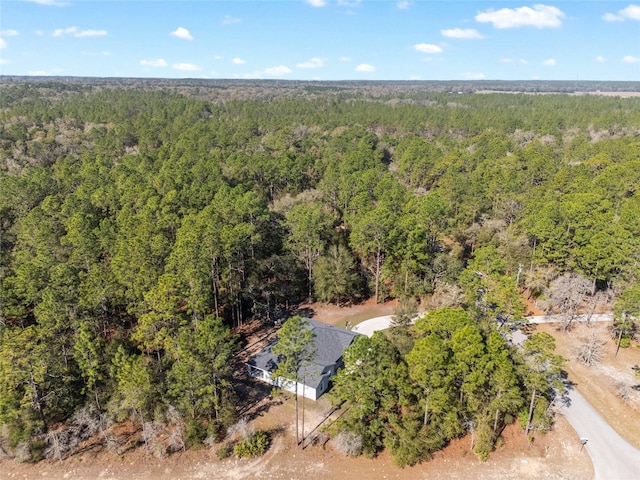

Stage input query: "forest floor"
[{"left": 4, "top": 298, "right": 638, "bottom": 480}]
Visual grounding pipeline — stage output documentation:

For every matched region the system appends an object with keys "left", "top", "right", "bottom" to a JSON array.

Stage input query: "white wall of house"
[{"left": 248, "top": 366, "right": 320, "bottom": 400}]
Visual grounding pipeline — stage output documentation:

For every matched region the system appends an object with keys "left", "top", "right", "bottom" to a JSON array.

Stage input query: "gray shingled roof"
[{"left": 247, "top": 318, "right": 362, "bottom": 391}]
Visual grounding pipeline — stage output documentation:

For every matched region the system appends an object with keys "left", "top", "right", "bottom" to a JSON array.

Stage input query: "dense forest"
[{"left": 1, "top": 79, "right": 639, "bottom": 464}]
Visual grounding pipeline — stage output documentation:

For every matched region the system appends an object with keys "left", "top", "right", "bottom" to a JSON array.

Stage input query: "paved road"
[
  {"left": 351, "top": 312, "right": 614, "bottom": 337},
  {"left": 350, "top": 310, "right": 640, "bottom": 479},
  {"left": 559, "top": 388, "right": 640, "bottom": 480}
]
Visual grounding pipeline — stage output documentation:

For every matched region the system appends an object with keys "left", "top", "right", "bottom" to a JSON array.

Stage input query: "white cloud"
[
  {"left": 476, "top": 5, "right": 564, "bottom": 29},
  {"left": 140, "top": 58, "right": 168, "bottom": 67},
  {"left": 543, "top": 58, "right": 556, "bottom": 66},
  {"left": 233, "top": 57, "right": 245, "bottom": 64},
  {"left": 53, "top": 27, "right": 77, "bottom": 37},
  {"left": 297, "top": 57, "right": 326, "bottom": 68},
  {"left": 413, "top": 43, "right": 443, "bottom": 54},
  {"left": 0, "top": 58, "right": 8, "bottom": 65},
  {"left": 397, "top": 1, "right": 411, "bottom": 9},
  {"left": 355, "top": 63, "right": 375, "bottom": 72},
  {"left": 306, "top": 0, "right": 327, "bottom": 6},
  {"left": 0, "top": 38, "right": 6, "bottom": 49},
  {"left": 1, "top": 30, "right": 19, "bottom": 37},
  {"left": 441, "top": 28, "right": 484, "bottom": 39},
  {"left": 75, "top": 29, "right": 107, "bottom": 37},
  {"left": 595, "top": 55, "right": 606, "bottom": 62},
  {"left": 214, "top": 55, "right": 223, "bottom": 60},
  {"left": 171, "top": 27, "right": 193, "bottom": 40},
  {"left": 221, "top": 15, "right": 241, "bottom": 25},
  {"left": 264, "top": 65, "right": 292, "bottom": 76},
  {"left": 623, "top": 55, "right": 640, "bottom": 63},
  {"left": 24, "top": 0, "right": 69, "bottom": 6},
  {"left": 603, "top": 12, "right": 624, "bottom": 22},
  {"left": 173, "top": 63, "right": 201, "bottom": 71},
  {"left": 340, "top": 56, "right": 351, "bottom": 62},
  {"left": 620, "top": 4, "right": 640, "bottom": 20},
  {"left": 604, "top": 5, "right": 640, "bottom": 21},
  {"left": 53, "top": 27, "right": 106, "bottom": 38}
]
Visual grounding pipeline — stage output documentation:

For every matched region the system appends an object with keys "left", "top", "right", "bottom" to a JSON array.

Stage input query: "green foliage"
[
  {"left": 166, "top": 316, "right": 237, "bottom": 424},
  {"left": 331, "top": 333, "right": 415, "bottom": 457},
  {"left": 184, "top": 418, "right": 208, "bottom": 448},
  {"left": 216, "top": 443, "right": 233, "bottom": 459},
  {"left": 313, "top": 245, "right": 362, "bottom": 306},
  {"left": 520, "top": 333, "right": 565, "bottom": 437},
  {"left": 2, "top": 80, "right": 639, "bottom": 461},
  {"left": 233, "top": 430, "right": 270, "bottom": 458},
  {"left": 108, "top": 346, "right": 154, "bottom": 422}
]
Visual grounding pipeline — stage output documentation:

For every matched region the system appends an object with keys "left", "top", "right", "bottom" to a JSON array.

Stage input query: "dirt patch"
[
  {"left": 0, "top": 393, "right": 592, "bottom": 480},
  {"left": 296, "top": 298, "right": 398, "bottom": 328}
]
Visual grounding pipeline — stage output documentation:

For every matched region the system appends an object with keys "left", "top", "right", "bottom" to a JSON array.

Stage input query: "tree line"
[{"left": 0, "top": 80, "right": 639, "bottom": 460}]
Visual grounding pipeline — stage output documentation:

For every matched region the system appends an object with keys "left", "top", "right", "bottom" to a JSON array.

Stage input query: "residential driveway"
[
  {"left": 350, "top": 315, "right": 394, "bottom": 337},
  {"left": 350, "top": 313, "right": 614, "bottom": 338},
  {"left": 559, "top": 388, "right": 640, "bottom": 480}
]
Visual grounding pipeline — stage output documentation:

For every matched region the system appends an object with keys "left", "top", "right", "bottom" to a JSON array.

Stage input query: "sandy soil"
[
  {"left": 535, "top": 322, "right": 640, "bottom": 450},
  {"left": 0, "top": 300, "right": 610, "bottom": 480}
]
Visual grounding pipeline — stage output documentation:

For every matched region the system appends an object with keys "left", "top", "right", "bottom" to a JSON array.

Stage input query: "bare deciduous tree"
[
  {"left": 543, "top": 272, "right": 592, "bottom": 331},
  {"left": 574, "top": 326, "right": 606, "bottom": 366}
]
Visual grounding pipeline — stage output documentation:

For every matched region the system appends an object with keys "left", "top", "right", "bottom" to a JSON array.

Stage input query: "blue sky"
[{"left": 1, "top": 1, "right": 639, "bottom": 80}]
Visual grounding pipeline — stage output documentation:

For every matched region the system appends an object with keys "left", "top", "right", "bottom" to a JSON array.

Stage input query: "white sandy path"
[{"left": 351, "top": 313, "right": 614, "bottom": 338}]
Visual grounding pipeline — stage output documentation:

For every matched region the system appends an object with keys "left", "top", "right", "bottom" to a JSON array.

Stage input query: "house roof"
[{"left": 247, "top": 318, "right": 362, "bottom": 391}]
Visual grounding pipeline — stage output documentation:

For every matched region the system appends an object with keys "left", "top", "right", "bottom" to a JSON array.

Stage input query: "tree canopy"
[{"left": 1, "top": 79, "right": 639, "bottom": 461}]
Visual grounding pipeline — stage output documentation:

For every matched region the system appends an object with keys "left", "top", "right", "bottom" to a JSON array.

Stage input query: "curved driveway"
[
  {"left": 351, "top": 313, "right": 614, "bottom": 337},
  {"left": 349, "top": 311, "right": 640, "bottom": 479}
]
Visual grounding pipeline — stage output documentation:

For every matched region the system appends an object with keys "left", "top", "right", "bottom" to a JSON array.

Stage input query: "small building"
[{"left": 246, "top": 318, "right": 362, "bottom": 400}]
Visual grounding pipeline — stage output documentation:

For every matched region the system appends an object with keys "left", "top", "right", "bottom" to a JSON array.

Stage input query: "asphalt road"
[{"left": 559, "top": 387, "right": 640, "bottom": 480}]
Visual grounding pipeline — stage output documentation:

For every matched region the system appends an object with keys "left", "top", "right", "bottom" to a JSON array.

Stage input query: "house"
[{"left": 246, "top": 318, "right": 362, "bottom": 400}]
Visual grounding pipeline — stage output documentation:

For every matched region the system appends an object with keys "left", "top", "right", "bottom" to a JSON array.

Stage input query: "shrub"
[
  {"left": 216, "top": 443, "right": 233, "bottom": 459},
  {"left": 184, "top": 419, "right": 207, "bottom": 448},
  {"left": 14, "top": 442, "right": 31, "bottom": 463},
  {"left": 233, "top": 430, "right": 270, "bottom": 458},
  {"left": 472, "top": 421, "right": 494, "bottom": 462},
  {"left": 332, "top": 430, "right": 363, "bottom": 456},
  {"left": 29, "top": 439, "right": 45, "bottom": 463}
]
